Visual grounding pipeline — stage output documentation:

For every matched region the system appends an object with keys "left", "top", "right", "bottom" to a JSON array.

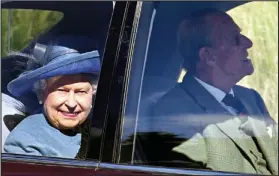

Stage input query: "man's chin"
[
  {"left": 243, "top": 60, "right": 254, "bottom": 75},
  {"left": 244, "top": 65, "right": 255, "bottom": 76},
  {"left": 233, "top": 66, "right": 254, "bottom": 83}
]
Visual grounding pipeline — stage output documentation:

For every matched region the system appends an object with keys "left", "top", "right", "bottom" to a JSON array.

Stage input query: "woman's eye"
[
  {"left": 57, "top": 89, "right": 66, "bottom": 92},
  {"left": 77, "top": 91, "right": 87, "bottom": 94}
]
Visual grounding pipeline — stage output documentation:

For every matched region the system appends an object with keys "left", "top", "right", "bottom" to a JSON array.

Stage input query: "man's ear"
[{"left": 199, "top": 47, "right": 216, "bottom": 66}]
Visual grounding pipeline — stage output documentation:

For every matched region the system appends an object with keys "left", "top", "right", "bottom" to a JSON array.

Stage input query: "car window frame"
[{"left": 82, "top": 1, "right": 140, "bottom": 162}]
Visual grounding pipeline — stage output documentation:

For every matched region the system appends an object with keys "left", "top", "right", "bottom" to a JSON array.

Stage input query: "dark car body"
[{"left": 2, "top": 1, "right": 273, "bottom": 175}]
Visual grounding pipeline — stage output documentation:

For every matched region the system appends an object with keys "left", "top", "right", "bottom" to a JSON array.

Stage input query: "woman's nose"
[{"left": 65, "top": 91, "right": 77, "bottom": 108}]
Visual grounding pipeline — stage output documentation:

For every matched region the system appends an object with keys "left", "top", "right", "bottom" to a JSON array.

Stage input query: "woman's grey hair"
[{"left": 33, "top": 75, "right": 99, "bottom": 102}]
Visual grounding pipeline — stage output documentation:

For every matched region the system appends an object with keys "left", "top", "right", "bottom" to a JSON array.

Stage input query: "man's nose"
[
  {"left": 241, "top": 35, "right": 253, "bottom": 49},
  {"left": 65, "top": 91, "right": 77, "bottom": 108}
]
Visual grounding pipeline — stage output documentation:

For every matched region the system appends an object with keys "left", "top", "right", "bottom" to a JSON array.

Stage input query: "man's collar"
[{"left": 194, "top": 77, "right": 234, "bottom": 103}]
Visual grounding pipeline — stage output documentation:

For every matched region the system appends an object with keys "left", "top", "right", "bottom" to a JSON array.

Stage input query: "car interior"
[
  {"left": 1, "top": 1, "right": 113, "bottom": 150},
  {"left": 121, "top": 1, "right": 249, "bottom": 165}
]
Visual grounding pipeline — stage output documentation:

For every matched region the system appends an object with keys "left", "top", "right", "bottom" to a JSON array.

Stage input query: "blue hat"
[{"left": 8, "top": 42, "right": 101, "bottom": 98}]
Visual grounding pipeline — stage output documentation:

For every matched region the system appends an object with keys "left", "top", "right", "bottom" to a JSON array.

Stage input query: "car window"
[
  {"left": 1, "top": 1, "right": 114, "bottom": 161},
  {"left": 1, "top": 9, "right": 63, "bottom": 57},
  {"left": 118, "top": 1, "right": 278, "bottom": 174}
]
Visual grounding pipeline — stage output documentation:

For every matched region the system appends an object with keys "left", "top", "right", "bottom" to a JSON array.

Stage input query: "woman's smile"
[{"left": 58, "top": 110, "right": 81, "bottom": 118}]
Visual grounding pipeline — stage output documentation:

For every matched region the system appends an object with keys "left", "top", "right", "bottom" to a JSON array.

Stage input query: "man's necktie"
[{"left": 222, "top": 94, "right": 248, "bottom": 116}]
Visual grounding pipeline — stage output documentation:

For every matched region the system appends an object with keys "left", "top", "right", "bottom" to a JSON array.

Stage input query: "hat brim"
[{"left": 8, "top": 50, "right": 101, "bottom": 97}]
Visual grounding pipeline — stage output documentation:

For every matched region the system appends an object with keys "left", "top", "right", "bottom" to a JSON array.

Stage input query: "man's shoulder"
[
  {"left": 152, "top": 84, "right": 197, "bottom": 115},
  {"left": 234, "top": 84, "right": 253, "bottom": 92},
  {"left": 233, "top": 85, "right": 261, "bottom": 99},
  {"left": 155, "top": 84, "right": 189, "bottom": 104}
]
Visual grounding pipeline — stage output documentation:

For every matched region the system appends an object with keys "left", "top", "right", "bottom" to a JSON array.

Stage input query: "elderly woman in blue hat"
[{"left": 4, "top": 38, "right": 101, "bottom": 158}]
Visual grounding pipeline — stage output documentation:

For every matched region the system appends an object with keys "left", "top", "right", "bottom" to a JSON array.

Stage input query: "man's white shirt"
[{"left": 194, "top": 77, "right": 273, "bottom": 138}]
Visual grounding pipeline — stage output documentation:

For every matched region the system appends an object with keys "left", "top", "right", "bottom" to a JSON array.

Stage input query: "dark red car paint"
[{"left": 2, "top": 161, "right": 152, "bottom": 176}]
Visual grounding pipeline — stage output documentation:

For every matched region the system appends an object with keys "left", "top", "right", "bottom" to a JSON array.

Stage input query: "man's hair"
[{"left": 177, "top": 8, "right": 226, "bottom": 74}]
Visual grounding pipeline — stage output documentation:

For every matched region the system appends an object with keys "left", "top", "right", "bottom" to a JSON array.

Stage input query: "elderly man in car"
[{"left": 152, "top": 8, "right": 278, "bottom": 174}]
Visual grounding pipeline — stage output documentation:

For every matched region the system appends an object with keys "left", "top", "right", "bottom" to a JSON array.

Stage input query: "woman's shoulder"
[
  {"left": 18, "top": 113, "right": 47, "bottom": 127},
  {"left": 13, "top": 113, "right": 80, "bottom": 140},
  {"left": 10, "top": 113, "right": 50, "bottom": 135},
  {"left": 4, "top": 114, "right": 48, "bottom": 153}
]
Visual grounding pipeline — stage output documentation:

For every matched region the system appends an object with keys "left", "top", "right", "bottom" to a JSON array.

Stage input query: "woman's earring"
[
  {"left": 90, "top": 105, "right": 92, "bottom": 108},
  {"left": 39, "top": 100, "right": 43, "bottom": 105}
]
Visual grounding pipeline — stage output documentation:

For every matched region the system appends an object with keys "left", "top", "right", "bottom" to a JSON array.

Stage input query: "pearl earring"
[{"left": 39, "top": 100, "right": 43, "bottom": 104}]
